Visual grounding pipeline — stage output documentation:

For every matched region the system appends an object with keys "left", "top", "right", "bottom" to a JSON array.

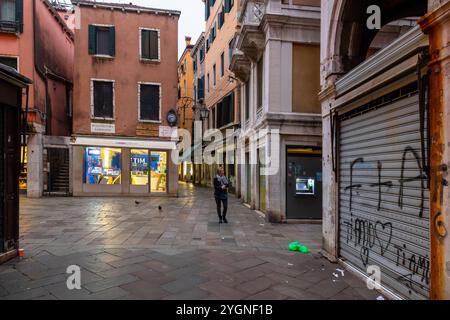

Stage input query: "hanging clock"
[{"left": 167, "top": 110, "right": 178, "bottom": 127}]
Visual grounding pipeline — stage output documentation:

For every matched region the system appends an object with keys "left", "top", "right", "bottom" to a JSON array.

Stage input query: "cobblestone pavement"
[{"left": 0, "top": 184, "right": 380, "bottom": 300}]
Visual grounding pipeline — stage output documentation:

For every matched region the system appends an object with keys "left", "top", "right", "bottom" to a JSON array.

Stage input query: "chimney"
[{"left": 185, "top": 36, "right": 192, "bottom": 47}]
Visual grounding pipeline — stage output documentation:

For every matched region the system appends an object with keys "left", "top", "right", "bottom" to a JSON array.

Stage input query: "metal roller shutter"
[{"left": 338, "top": 92, "right": 430, "bottom": 299}]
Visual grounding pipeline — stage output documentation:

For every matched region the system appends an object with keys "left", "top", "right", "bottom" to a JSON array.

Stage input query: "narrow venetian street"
[{"left": 0, "top": 183, "right": 380, "bottom": 300}]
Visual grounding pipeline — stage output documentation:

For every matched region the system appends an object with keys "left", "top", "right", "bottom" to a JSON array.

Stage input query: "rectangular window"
[
  {"left": 92, "top": 80, "right": 114, "bottom": 119},
  {"left": 224, "top": 0, "right": 234, "bottom": 13},
  {"left": 0, "top": 0, "right": 15, "bottom": 22},
  {"left": 150, "top": 151, "right": 167, "bottom": 193},
  {"left": 245, "top": 80, "right": 250, "bottom": 121},
  {"left": 257, "top": 57, "right": 263, "bottom": 110},
  {"left": 0, "top": 56, "right": 17, "bottom": 70},
  {"left": 131, "top": 149, "right": 149, "bottom": 186},
  {"left": 220, "top": 52, "right": 225, "bottom": 77},
  {"left": 207, "top": 73, "right": 210, "bottom": 93},
  {"left": 198, "top": 76, "right": 205, "bottom": 100},
  {"left": 88, "top": 25, "right": 115, "bottom": 57},
  {"left": 141, "top": 28, "right": 160, "bottom": 61},
  {"left": 205, "top": 0, "right": 210, "bottom": 20},
  {"left": 218, "top": 7, "right": 225, "bottom": 28},
  {"left": 213, "top": 64, "right": 216, "bottom": 86},
  {"left": 139, "top": 83, "right": 161, "bottom": 122},
  {"left": 217, "top": 93, "right": 234, "bottom": 128},
  {"left": 0, "top": 0, "right": 22, "bottom": 33},
  {"left": 84, "top": 147, "right": 122, "bottom": 185},
  {"left": 199, "top": 46, "right": 204, "bottom": 62},
  {"left": 212, "top": 108, "right": 216, "bottom": 129}
]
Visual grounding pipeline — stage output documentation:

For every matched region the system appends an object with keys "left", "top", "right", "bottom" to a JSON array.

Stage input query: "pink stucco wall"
[
  {"left": 73, "top": 5, "right": 179, "bottom": 137},
  {"left": 0, "top": 0, "right": 74, "bottom": 135}
]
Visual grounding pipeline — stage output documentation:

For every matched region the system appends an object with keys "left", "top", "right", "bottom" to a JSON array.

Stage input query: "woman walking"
[{"left": 214, "top": 167, "right": 229, "bottom": 223}]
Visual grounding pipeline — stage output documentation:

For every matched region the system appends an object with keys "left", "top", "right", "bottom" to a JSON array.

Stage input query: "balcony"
[{"left": 230, "top": 33, "right": 252, "bottom": 82}]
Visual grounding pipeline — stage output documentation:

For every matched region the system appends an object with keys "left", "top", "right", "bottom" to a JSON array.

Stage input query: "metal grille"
[{"left": 338, "top": 93, "right": 430, "bottom": 299}]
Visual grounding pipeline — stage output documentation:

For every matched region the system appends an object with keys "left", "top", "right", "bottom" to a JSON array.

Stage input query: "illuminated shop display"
[
  {"left": 131, "top": 149, "right": 149, "bottom": 185},
  {"left": 150, "top": 151, "right": 167, "bottom": 193},
  {"left": 19, "top": 146, "right": 27, "bottom": 190},
  {"left": 84, "top": 147, "right": 122, "bottom": 185}
]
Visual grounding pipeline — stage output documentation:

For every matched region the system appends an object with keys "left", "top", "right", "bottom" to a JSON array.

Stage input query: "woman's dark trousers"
[{"left": 215, "top": 197, "right": 228, "bottom": 219}]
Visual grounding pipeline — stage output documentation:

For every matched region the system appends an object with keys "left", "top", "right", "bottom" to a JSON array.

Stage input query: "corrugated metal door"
[{"left": 338, "top": 92, "right": 430, "bottom": 299}]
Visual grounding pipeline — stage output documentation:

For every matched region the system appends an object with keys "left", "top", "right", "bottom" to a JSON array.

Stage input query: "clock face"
[{"left": 167, "top": 111, "right": 177, "bottom": 126}]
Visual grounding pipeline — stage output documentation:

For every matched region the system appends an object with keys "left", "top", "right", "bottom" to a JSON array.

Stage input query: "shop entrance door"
[
  {"left": 46, "top": 148, "right": 69, "bottom": 195},
  {"left": 286, "top": 149, "right": 322, "bottom": 220}
]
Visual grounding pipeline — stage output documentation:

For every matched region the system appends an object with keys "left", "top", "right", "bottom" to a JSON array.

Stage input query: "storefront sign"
[
  {"left": 91, "top": 123, "right": 115, "bottom": 134},
  {"left": 159, "top": 126, "right": 177, "bottom": 138}
]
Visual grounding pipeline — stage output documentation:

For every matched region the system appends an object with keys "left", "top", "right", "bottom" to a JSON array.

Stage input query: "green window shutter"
[
  {"left": 109, "top": 26, "right": 115, "bottom": 56},
  {"left": 224, "top": 0, "right": 231, "bottom": 13},
  {"left": 16, "top": 0, "right": 23, "bottom": 33},
  {"left": 149, "top": 30, "right": 159, "bottom": 60},
  {"left": 205, "top": 2, "right": 210, "bottom": 20},
  {"left": 88, "top": 25, "right": 97, "bottom": 55}
]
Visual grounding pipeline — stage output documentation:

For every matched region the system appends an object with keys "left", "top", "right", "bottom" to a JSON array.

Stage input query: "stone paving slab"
[{"left": 0, "top": 184, "right": 382, "bottom": 300}]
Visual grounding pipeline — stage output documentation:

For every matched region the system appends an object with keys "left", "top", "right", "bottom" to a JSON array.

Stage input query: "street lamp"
[{"left": 197, "top": 105, "right": 209, "bottom": 121}]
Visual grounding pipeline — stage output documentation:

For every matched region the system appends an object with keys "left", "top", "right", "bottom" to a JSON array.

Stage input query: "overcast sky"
[{"left": 75, "top": 0, "right": 205, "bottom": 58}]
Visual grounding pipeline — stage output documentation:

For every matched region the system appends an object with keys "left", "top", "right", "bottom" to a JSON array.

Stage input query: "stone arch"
[{"left": 328, "top": 0, "right": 428, "bottom": 76}]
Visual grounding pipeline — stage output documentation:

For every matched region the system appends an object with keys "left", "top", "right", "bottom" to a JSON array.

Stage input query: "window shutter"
[
  {"left": 141, "top": 30, "right": 149, "bottom": 59},
  {"left": 149, "top": 30, "right": 159, "bottom": 60},
  {"left": 205, "top": 1, "right": 210, "bottom": 20},
  {"left": 88, "top": 25, "right": 97, "bottom": 55},
  {"left": 16, "top": 0, "right": 23, "bottom": 33},
  {"left": 109, "top": 26, "right": 116, "bottom": 56},
  {"left": 198, "top": 77, "right": 204, "bottom": 100},
  {"left": 140, "top": 84, "right": 160, "bottom": 121},
  {"left": 224, "top": 0, "right": 231, "bottom": 13}
]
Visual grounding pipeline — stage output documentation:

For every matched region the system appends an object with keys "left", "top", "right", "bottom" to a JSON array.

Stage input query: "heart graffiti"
[{"left": 374, "top": 221, "right": 393, "bottom": 256}]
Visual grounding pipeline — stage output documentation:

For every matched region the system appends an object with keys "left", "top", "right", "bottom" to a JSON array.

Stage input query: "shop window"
[
  {"left": 150, "top": 151, "right": 167, "bottom": 193},
  {"left": 131, "top": 149, "right": 149, "bottom": 185},
  {"left": 84, "top": 147, "right": 122, "bottom": 185},
  {"left": 88, "top": 25, "right": 115, "bottom": 57},
  {"left": 92, "top": 80, "right": 114, "bottom": 119},
  {"left": 141, "top": 28, "right": 160, "bottom": 61},
  {"left": 139, "top": 83, "right": 161, "bottom": 122},
  {"left": 0, "top": 56, "right": 17, "bottom": 70},
  {"left": 19, "top": 145, "right": 27, "bottom": 190}
]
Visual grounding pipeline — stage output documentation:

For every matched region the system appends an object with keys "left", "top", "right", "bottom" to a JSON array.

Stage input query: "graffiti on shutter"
[{"left": 339, "top": 92, "right": 430, "bottom": 299}]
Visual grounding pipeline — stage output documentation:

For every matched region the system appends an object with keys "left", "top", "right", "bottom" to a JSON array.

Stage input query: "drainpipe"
[
  {"left": 419, "top": 2, "right": 450, "bottom": 300},
  {"left": 21, "top": 85, "right": 29, "bottom": 173},
  {"left": 32, "top": 0, "right": 49, "bottom": 134}
]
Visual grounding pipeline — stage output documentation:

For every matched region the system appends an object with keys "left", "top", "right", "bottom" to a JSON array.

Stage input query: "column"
[{"left": 27, "top": 133, "right": 43, "bottom": 198}]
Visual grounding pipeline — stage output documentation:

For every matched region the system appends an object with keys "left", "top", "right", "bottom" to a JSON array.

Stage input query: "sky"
[{"left": 69, "top": 0, "right": 205, "bottom": 58}]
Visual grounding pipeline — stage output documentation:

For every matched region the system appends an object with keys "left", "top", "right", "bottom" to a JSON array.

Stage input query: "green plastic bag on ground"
[{"left": 288, "top": 241, "right": 310, "bottom": 254}]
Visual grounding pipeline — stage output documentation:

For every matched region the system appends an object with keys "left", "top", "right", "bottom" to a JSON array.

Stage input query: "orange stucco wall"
[
  {"left": 73, "top": 6, "right": 179, "bottom": 137},
  {"left": 0, "top": 0, "right": 35, "bottom": 110},
  {"left": 178, "top": 43, "right": 194, "bottom": 135},
  {"left": 204, "top": 0, "right": 240, "bottom": 127}
]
